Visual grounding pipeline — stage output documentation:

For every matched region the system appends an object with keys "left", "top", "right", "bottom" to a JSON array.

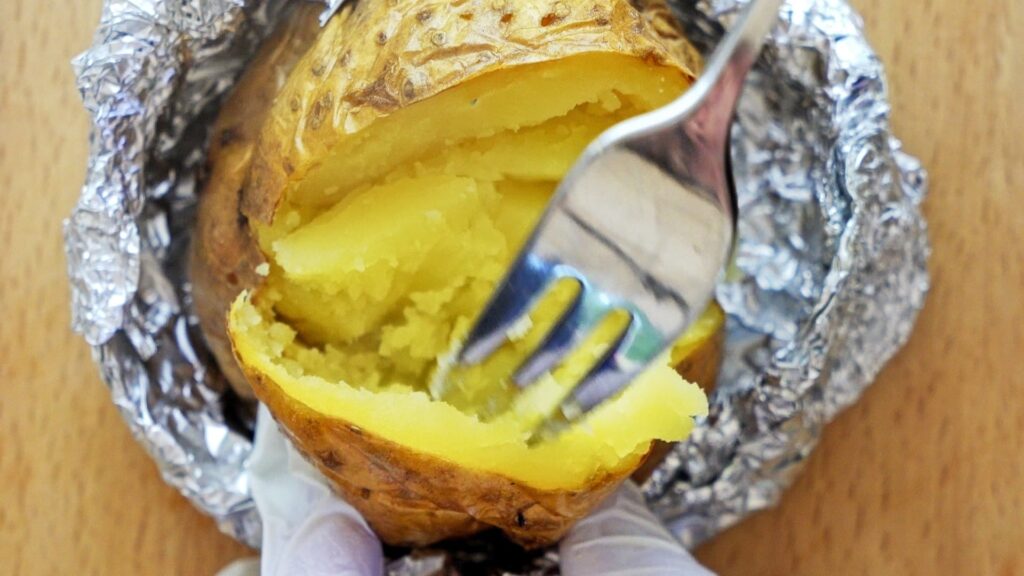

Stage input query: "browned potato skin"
[
  {"left": 242, "top": 318, "right": 722, "bottom": 547},
  {"left": 244, "top": 365, "right": 632, "bottom": 547},
  {"left": 242, "top": 310, "right": 723, "bottom": 548},
  {"left": 190, "top": 4, "right": 322, "bottom": 397},
  {"left": 674, "top": 310, "right": 726, "bottom": 394},
  {"left": 193, "top": 0, "right": 717, "bottom": 548},
  {"left": 243, "top": 0, "right": 702, "bottom": 226}
]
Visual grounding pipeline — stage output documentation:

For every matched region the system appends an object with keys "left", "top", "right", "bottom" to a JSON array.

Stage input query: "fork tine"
[
  {"left": 459, "top": 252, "right": 554, "bottom": 365},
  {"left": 568, "top": 313, "right": 667, "bottom": 411},
  {"left": 512, "top": 278, "right": 609, "bottom": 387}
]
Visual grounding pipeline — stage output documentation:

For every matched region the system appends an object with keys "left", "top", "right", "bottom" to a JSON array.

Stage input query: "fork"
[{"left": 457, "top": 0, "right": 783, "bottom": 423}]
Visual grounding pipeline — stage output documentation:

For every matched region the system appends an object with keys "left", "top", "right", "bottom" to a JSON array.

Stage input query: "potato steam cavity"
[{"left": 203, "top": 0, "right": 718, "bottom": 546}]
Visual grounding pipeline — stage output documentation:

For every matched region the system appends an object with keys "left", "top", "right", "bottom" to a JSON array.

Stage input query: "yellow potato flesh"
[{"left": 230, "top": 53, "right": 710, "bottom": 491}]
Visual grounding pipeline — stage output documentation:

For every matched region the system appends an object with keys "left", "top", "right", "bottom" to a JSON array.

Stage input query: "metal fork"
[{"left": 457, "top": 0, "right": 782, "bottom": 421}]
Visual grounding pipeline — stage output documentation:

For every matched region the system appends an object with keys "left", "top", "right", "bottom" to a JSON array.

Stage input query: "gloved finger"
[
  {"left": 559, "top": 482, "right": 715, "bottom": 576},
  {"left": 249, "top": 405, "right": 384, "bottom": 576},
  {"left": 271, "top": 505, "right": 383, "bottom": 576},
  {"left": 216, "top": 557, "right": 260, "bottom": 576}
]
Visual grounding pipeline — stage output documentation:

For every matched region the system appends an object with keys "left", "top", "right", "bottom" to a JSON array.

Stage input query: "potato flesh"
[
  {"left": 232, "top": 54, "right": 710, "bottom": 490},
  {"left": 232, "top": 298, "right": 707, "bottom": 490},
  {"left": 289, "top": 54, "right": 688, "bottom": 207}
]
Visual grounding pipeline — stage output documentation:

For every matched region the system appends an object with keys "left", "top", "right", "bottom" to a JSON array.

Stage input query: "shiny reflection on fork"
[{"left": 457, "top": 0, "right": 783, "bottom": 431}]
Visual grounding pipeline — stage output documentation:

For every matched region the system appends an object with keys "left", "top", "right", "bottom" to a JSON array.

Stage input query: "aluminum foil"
[{"left": 65, "top": 0, "right": 929, "bottom": 572}]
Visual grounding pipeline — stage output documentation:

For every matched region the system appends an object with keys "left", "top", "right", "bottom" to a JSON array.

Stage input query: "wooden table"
[{"left": 1, "top": 0, "right": 1021, "bottom": 574}]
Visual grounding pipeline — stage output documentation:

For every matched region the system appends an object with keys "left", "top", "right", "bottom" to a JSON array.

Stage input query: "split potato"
[{"left": 191, "top": 0, "right": 722, "bottom": 548}]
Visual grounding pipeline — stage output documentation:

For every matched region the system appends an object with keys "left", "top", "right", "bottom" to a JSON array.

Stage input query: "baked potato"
[{"left": 192, "top": 0, "right": 722, "bottom": 548}]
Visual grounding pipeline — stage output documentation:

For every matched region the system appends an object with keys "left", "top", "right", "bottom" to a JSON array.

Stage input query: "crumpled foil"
[{"left": 64, "top": 0, "right": 929, "bottom": 572}]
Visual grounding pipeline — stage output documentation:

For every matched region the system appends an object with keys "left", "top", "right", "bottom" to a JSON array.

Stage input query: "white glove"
[{"left": 218, "top": 406, "right": 714, "bottom": 576}]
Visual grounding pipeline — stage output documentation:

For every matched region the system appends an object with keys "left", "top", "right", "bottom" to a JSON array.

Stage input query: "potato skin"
[
  {"left": 191, "top": 4, "right": 321, "bottom": 397},
  {"left": 674, "top": 306, "right": 726, "bottom": 394},
  {"left": 243, "top": 323, "right": 723, "bottom": 548},
  {"left": 244, "top": 363, "right": 633, "bottom": 548},
  {"left": 194, "top": 0, "right": 715, "bottom": 548},
  {"left": 244, "top": 0, "right": 702, "bottom": 225}
]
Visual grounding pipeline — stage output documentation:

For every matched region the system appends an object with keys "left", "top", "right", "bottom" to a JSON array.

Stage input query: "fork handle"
[
  {"left": 652, "top": 0, "right": 783, "bottom": 130},
  {"left": 587, "top": 0, "right": 783, "bottom": 221}
]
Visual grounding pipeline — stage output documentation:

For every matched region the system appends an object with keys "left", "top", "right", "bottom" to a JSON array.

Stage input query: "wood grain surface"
[{"left": 1, "top": 0, "right": 1020, "bottom": 574}]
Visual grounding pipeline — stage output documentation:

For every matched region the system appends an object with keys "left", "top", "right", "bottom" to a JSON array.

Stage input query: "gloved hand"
[{"left": 219, "top": 406, "right": 714, "bottom": 576}]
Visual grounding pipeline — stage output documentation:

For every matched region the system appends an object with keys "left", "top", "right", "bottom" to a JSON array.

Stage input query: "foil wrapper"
[{"left": 65, "top": 0, "right": 929, "bottom": 572}]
